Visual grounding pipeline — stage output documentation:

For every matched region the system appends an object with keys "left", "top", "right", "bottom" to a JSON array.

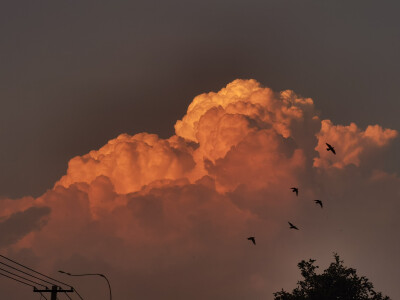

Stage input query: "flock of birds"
[{"left": 247, "top": 143, "right": 336, "bottom": 245}]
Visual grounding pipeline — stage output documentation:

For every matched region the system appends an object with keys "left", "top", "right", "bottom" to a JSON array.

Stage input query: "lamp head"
[{"left": 58, "top": 270, "right": 71, "bottom": 275}]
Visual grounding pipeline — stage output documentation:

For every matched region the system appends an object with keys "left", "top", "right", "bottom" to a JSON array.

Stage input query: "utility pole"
[{"left": 34, "top": 285, "right": 74, "bottom": 300}]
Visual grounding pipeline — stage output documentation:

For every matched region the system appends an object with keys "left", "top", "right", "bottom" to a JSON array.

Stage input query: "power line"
[
  {"left": 34, "top": 285, "right": 74, "bottom": 300},
  {"left": 0, "top": 254, "right": 72, "bottom": 288},
  {"left": 0, "top": 254, "right": 81, "bottom": 299},
  {"left": 0, "top": 261, "right": 60, "bottom": 288},
  {"left": 39, "top": 292, "right": 49, "bottom": 300},
  {"left": 0, "top": 270, "right": 37, "bottom": 288},
  {"left": 73, "top": 288, "right": 85, "bottom": 300},
  {"left": 0, "top": 267, "right": 48, "bottom": 288}
]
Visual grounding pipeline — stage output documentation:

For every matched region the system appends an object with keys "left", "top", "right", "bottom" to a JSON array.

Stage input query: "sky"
[{"left": 0, "top": 1, "right": 399, "bottom": 299}]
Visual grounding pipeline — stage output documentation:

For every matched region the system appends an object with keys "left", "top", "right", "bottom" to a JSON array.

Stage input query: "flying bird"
[
  {"left": 326, "top": 143, "right": 336, "bottom": 155},
  {"left": 291, "top": 187, "right": 299, "bottom": 196},
  {"left": 314, "top": 200, "right": 323, "bottom": 208},
  {"left": 247, "top": 237, "right": 256, "bottom": 245},
  {"left": 288, "top": 222, "right": 299, "bottom": 230}
]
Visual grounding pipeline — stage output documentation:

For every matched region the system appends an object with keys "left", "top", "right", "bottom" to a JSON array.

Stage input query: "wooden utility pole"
[{"left": 34, "top": 285, "right": 73, "bottom": 300}]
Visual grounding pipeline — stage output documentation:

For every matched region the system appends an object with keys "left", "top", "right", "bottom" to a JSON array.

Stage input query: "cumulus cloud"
[
  {"left": 314, "top": 120, "right": 397, "bottom": 169},
  {"left": 56, "top": 133, "right": 195, "bottom": 195},
  {"left": 0, "top": 79, "right": 398, "bottom": 299}
]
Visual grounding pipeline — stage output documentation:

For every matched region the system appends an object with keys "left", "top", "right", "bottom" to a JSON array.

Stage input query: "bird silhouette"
[
  {"left": 247, "top": 237, "right": 256, "bottom": 245},
  {"left": 314, "top": 200, "right": 323, "bottom": 208},
  {"left": 326, "top": 143, "right": 336, "bottom": 155},
  {"left": 291, "top": 187, "right": 299, "bottom": 196},
  {"left": 288, "top": 222, "right": 299, "bottom": 230}
]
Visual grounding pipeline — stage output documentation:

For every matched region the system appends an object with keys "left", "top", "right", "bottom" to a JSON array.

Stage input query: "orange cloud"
[
  {"left": 56, "top": 133, "right": 196, "bottom": 194},
  {"left": 55, "top": 79, "right": 323, "bottom": 196},
  {"left": 314, "top": 120, "right": 397, "bottom": 169},
  {"left": 0, "top": 79, "right": 398, "bottom": 299}
]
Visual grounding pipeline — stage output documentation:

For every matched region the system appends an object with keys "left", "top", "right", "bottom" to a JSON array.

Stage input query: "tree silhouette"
[{"left": 273, "top": 253, "right": 390, "bottom": 300}]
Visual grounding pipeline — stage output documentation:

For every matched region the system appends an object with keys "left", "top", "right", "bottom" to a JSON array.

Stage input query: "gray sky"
[{"left": 1, "top": 0, "right": 399, "bottom": 198}]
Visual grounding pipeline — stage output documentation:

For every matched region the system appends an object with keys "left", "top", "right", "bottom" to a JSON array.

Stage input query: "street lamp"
[{"left": 58, "top": 270, "right": 112, "bottom": 300}]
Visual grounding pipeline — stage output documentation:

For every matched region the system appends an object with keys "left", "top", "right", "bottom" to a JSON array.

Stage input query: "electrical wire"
[
  {"left": 39, "top": 292, "right": 49, "bottom": 300},
  {"left": 0, "top": 267, "right": 48, "bottom": 288},
  {"left": 0, "top": 254, "right": 80, "bottom": 299},
  {"left": 73, "top": 288, "right": 85, "bottom": 300},
  {"left": 0, "top": 261, "right": 60, "bottom": 288},
  {"left": 0, "top": 270, "right": 37, "bottom": 288},
  {"left": 0, "top": 254, "right": 72, "bottom": 288},
  {"left": 59, "top": 273, "right": 111, "bottom": 300}
]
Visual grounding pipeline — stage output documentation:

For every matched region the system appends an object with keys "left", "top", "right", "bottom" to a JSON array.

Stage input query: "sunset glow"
[{"left": 0, "top": 79, "right": 398, "bottom": 299}]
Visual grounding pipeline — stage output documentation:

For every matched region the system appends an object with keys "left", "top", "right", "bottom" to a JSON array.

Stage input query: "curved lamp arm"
[{"left": 59, "top": 271, "right": 112, "bottom": 300}]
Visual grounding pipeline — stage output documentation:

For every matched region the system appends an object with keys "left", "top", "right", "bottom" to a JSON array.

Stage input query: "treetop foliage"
[{"left": 273, "top": 253, "right": 390, "bottom": 300}]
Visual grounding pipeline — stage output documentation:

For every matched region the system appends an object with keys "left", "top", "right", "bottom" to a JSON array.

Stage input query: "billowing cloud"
[
  {"left": 314, "top": 120, "right": 397, "bottom": 169},
  {"left": 0, "top": 79, "right": 398, "bottom": 299},
  {"left": 56, "top": 133, "right": 195, "bottom": 195}
]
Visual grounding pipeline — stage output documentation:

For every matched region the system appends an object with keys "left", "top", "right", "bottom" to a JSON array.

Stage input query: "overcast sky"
[{"left": 0, "top": 1, "right": 399, "bottom": 299}]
